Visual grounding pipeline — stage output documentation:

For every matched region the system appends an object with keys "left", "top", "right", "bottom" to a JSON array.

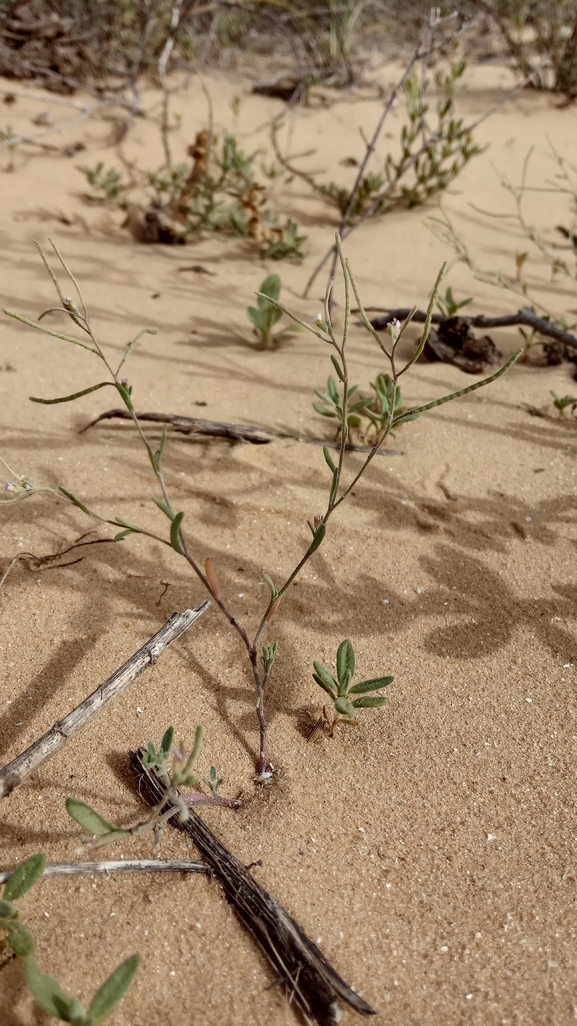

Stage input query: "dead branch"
[
  {"left": 0, "top": 603, "right": 209, "bottom": 799},
  {"left": 0, "top": 535, "right": 118, "bottom": 591},
  {"left": 367, "top": 306, "right": 577, "bottom": 351},
  {"left": 0, "top": 859, "right": 207, "bottom": 886},
  {"left": 81, "top": 408, "right": 403, "bottom": 457},
  {"left": 130, "top": 748, "right": 375, "bottom": 1026}
]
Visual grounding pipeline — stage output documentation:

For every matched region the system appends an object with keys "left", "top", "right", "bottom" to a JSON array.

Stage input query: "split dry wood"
[
  {"left": 0, "top": 603, "right": 209, "bottom": 799},
  {"left": 0, "top": 859, "right": 207, "bottom": 886},
  {"left": 81, "top": 408, "right": 402, "bottom": 457},
  {"left": 130, "top": 747, "right": 375, "bottom": 1026}
]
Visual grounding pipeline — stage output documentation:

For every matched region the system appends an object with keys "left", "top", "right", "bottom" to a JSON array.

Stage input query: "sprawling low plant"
[
  {"left": 79, "top": 131, "right": 306, "bottom": 260},
  {"left": 0, "top": 853, "right": 139, "bottom": 1024},
  {"left": 274, "top": 58, "right": 484, "bottom": 226},
  {"left": 2, "top": 235, "right": 520, "bottom": 780}
]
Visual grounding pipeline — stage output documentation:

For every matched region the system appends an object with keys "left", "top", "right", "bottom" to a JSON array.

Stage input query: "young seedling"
[
  {"left": 550, "top": 390, "right": 577, "bottom": 417},
  {"left": 24, "top": 954, "right": 140, "bottom": 1026},
  {"left": 65, "top": 726, "right": 238, "bottom": 854},
  {"left": 312, "top": 639, "right": 393, "bottom": 735},
  {"left": 0, "top": 853, "right": 139, "bottom": 1024},
  {"left": 245, "top": 274, "right": 302, "bottom": 349},
  {"left": 247, "top": 274, "right": 283, "bottom": 347},
  {"left": 436, "top": 285, "right": 472, "bottom": 319},
  {"left": 0, "top": 852, "right": 46, "bottom": 960}
]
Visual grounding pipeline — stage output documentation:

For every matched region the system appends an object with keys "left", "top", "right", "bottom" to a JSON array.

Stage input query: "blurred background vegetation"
[{"left": 0, "top": 1, "right": 576, "bottom": 99}]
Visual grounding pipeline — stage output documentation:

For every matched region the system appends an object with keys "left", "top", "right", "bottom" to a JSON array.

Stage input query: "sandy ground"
[{"left": 0, "top": 56, "right": 576, "bottom": 1026}]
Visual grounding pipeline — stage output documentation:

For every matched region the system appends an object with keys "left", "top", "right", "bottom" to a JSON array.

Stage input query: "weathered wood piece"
[
  {"left": 81, "top": 408, "right": 403, "bottom": 457},
  {"left": 367, "top": 306, "right": 577, "bottom": 351},
  {"left": 0, "top": 603, "right": 209, "bottom": 799}
]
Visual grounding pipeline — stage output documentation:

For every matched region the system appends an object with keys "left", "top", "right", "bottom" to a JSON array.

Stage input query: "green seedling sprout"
[
  {"left": 436, "top": 285, "right": 473, "bottom": 319},
  {"left": 312, "top": 639, "right": 393, "bottom": 734},
  {"left": 64, "top": 726, "right": 235, "bottom": 853},
  {"left": 550, "top": 390, "right": 577, "bottom": 417},
  {"left": 244, "top": 274, "right": 301, "bottom": 348}
]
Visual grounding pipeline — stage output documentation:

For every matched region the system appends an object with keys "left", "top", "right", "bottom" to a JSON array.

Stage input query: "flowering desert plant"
[{"left": 2, "top": 234, "right": 520, "bottom": 780}]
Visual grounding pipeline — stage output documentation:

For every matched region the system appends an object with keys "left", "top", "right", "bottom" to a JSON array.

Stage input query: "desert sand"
[{"left": 0, "top": 55, "right": 576, "bottom": 1026}]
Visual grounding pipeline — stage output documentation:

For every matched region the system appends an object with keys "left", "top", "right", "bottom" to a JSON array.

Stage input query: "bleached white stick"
[
  {"left": 0, "top": 602, "right": 209, "bottom": 799},
  {"left": 0, "top": 859, "right": 207, "bottom": 885}
]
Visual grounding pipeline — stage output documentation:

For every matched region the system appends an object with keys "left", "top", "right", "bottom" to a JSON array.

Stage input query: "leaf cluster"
[
  {"left": 436, "top": 285, "right": 472, "bottom": 319},
  {"left": 313, "top": 640, "right": 393, "bottom": 725},
  {"left": 65, "top": 726, "right": 210, "bottom": 848},
  {"left": 388, "top": 60, "right": 485, "bottom": 209},
  {"left": 550, "top": 389, "right": 577, "bottom": 417},
  {"left": 314, "top": 372, "right": 420, "bottom": 443},
  {"left": 79, "top": 162, "right": 129, "bottom": 204}
]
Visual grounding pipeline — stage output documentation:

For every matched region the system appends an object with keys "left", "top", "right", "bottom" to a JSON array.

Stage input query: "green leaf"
[
  {"left": 160, "top": 727, "right": 174, "bottom": 756},
  {"left": 59, "top": 487, "right": 95, "bottom": 518},
  {"left": 330, "top": 355, "right": 345, "bottom": 381},
  {"left": 352, "top": 695, "right": 388, "bottom": 709},
  {"left": 29, "top": 382, "right": 113, "bottom": 405},
  {"left": 257, "top": 273, "right": 281, "bottom": 307},
  {"left": 68, "top": 997, "right": 86, "bottom": 1024},
  {"left": 114, "top": 517, "right": 140, "bottom": 531},
  {"left": 247, "top": 306, "right": 265, "bottom": 330},
  {"left": 24, "top": 957, "right": 74, "bottom": 1020},
  {"left": 170, "top": 511, "right": 185, "bottom": 554},
  {"left": 4, "top": 853, "right": 46, "bottom": 901},
  {"left": 334, "top": 697, "right": 356, "bottom": 718},
  {"left": 323, "top": 446, "right": 336, "bottom": 473},
  {"left": 152, "top": 497, "right": 175, "bottom": 521},
  {"left": 114, "top": 381, "right": 134, "bottom": 411},
  {"left": 349, "top": 675, "right": 394, "bottom": 695},
  {"left": 313, "top": 403, "right": 338, "bottom": 418},
  {"left": 308, "top": 522, "right": 326, "bottom": 553},
  {"left": 0, "top": 899, "right": 17, "bottom": 919},
  {"left": 336, "top": 640, "right": 355, "bottom": 690},
  {"left": 263, "top": 573, "right": 279, "bottom": 599},
  {"left": 65, "top": 799, "right": 118, "bottom": 837},
  {"left": 86, "top": 953, "right": 140, "bottom": 1024},
  {"left": 327, "top": 376, "right": 340, "bottom": 403},
  {"left": 7, "top": 921, "right": 34, "bottom": 957},
  {"left": 312, "top": 662, "right": 338, "bottom": 695},
  {"left": 114, "top": 529, "right": 136, "bottom": 541}
]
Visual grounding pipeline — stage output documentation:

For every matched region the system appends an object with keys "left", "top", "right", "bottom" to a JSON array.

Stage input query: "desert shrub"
[
  {"left": 477, "top": 0, "right": 577, "bottom": 98},
  {"left": 80, "top": 130, "right": 306, "bottom": 258}
]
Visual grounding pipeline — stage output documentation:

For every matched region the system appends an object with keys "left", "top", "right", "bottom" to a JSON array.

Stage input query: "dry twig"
[
  {"left": 0, "top": 603, "right": 209, "bottom": 799},
  {"left": 0, "top": 859, "right": 207, "bottom": 885}
]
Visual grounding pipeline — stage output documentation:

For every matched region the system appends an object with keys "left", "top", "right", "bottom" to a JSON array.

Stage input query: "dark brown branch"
[
  {"left": 81, "top": 409, "right": 403, "bottom": 457},
  {"left": 130, "top": 748, "right": 375, "bottom": 1026},
  {"left": 367, "top": 306, "right": 577, "bottom": 350}
]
